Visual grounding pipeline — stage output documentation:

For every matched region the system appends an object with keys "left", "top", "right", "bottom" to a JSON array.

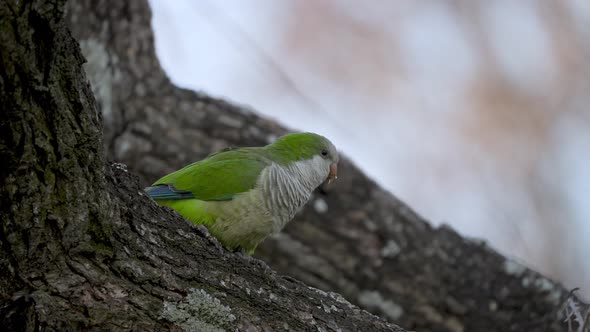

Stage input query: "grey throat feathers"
[{"left": 260, "top": 155, "right": 329, "bottom": 232}]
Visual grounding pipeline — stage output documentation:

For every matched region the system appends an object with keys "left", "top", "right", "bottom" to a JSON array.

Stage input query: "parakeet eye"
[{"left": 321, "top": 149, "right": 329, "bottom": 157}]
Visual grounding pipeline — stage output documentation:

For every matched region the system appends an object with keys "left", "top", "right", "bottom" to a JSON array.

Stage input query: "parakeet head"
[{"left": 266, "top": 132, "right": 339, "bottom": 185}]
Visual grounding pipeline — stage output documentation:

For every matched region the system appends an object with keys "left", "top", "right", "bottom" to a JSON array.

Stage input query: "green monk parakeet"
[{"left": 144, "top": 132, "right": 339, "bottom": 254}]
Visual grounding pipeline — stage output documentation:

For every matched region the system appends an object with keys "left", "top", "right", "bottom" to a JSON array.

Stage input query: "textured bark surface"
[
  {"left": 0, "top": 1, "right": 407, "bottom": 331},
  {"left": 63, "top": 1, "right": 581, "bottom": 332}
]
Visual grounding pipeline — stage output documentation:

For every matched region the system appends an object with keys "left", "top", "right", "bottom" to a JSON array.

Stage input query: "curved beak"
[{"left": 327, "top": 162, "right": 338, "bottom": 184}]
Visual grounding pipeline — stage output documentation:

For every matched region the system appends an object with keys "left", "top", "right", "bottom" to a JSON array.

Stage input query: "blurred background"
[{"left": 148, "top": 0, "right": 589, "bottom": 298}]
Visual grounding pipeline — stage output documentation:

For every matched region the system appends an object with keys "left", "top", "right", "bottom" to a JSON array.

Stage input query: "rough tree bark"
[
  {"left": 0, "top": 1, "right": 408, "bottom": 331},
  {"left": 62, "top": 1, "right": 581, "bottom": 332}
]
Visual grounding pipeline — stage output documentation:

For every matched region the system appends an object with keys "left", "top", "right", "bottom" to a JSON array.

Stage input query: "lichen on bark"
[{"left": 160, "top": 288, "right": 236, "bottom": 332}]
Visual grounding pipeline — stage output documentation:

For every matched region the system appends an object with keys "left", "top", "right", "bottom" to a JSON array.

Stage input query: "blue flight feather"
[{"left": 144, "top": 184, "right": 195, "bottom": 200}]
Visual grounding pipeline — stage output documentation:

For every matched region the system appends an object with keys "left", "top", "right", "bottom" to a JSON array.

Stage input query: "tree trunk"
[
  {"left": 0, "top": 1, "right": 406, "bottom": 331},
  {"left": 64, "top": 1, "right": 580, "bottom": 332}
]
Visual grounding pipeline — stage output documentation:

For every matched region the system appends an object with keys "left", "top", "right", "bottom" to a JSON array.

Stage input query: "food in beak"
[{"left": 328, "top": 162, "right": 338, "bottom": 184}]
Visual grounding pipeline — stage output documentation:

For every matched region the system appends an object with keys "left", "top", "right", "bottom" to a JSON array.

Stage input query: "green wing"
[{"left": 150, "top": 148, "right": 269, "bottom": 201}]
